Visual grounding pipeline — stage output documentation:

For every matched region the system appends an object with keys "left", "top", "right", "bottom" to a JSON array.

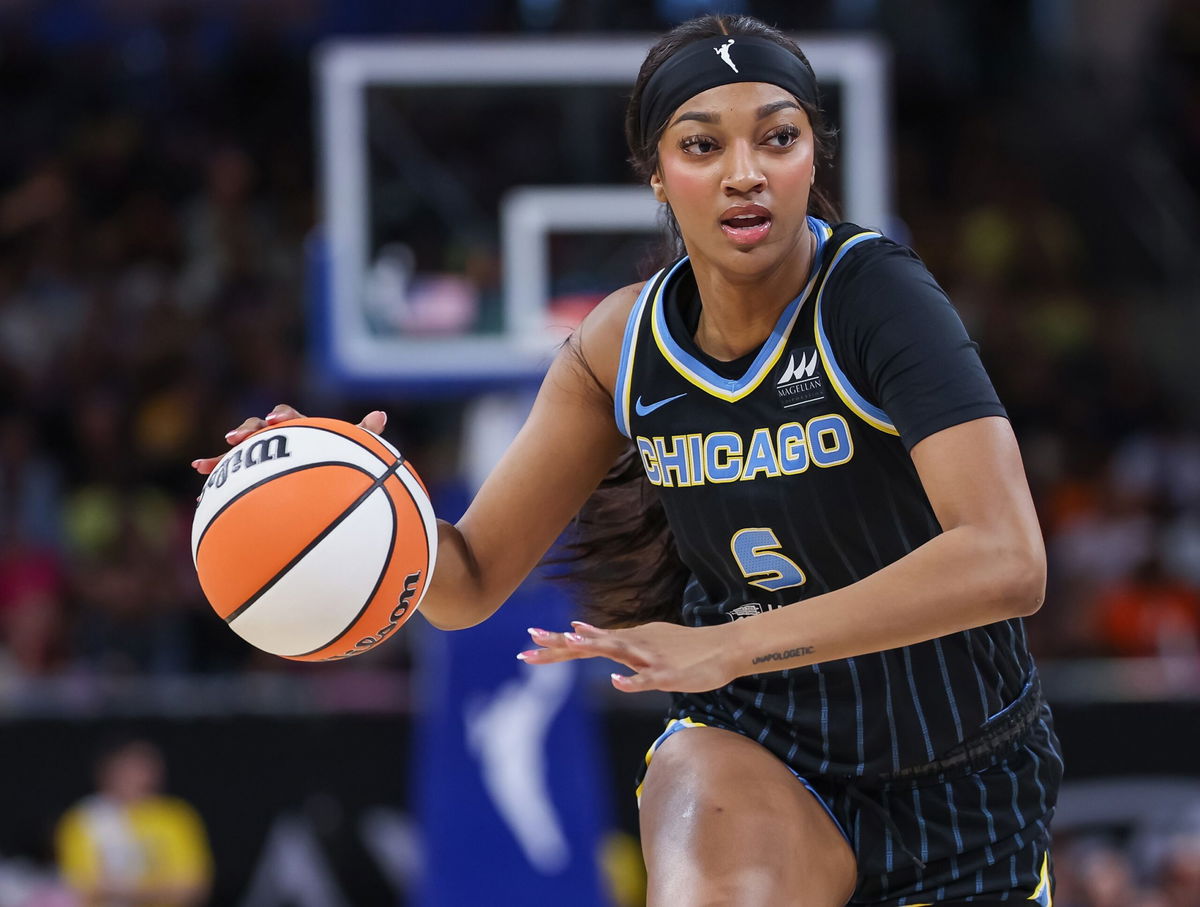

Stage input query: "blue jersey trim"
[
  {"left": 613, "top": 270, "right": 665, "bottom": 437},
  {"left": 649, "top": 217, "right": 830, "bottom": 401},
  {"left": 812, "top": 231, "right": 898, "bottom": 435}
]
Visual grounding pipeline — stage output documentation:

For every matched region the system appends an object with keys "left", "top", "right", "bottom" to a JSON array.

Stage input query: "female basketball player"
[{"left": 197, "top": 15, "right": 1061, "bottom": 906}]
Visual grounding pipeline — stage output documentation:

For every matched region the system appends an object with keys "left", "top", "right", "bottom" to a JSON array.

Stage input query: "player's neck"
[{"left": 690, "top": 230, "right": 815, "bottom": 361}]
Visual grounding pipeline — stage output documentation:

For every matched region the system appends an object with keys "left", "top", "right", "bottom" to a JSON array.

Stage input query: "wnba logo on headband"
[
  {"left": 638, "top": 35, "right": 820, "bottom": 142},
  {"left": 714, "top": 39, "right": 738, "bottom": 73}
]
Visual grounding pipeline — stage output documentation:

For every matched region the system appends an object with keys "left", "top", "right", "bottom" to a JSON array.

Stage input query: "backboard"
[{"left": 314, "top": 36, "right": 891, "bottom": 390}]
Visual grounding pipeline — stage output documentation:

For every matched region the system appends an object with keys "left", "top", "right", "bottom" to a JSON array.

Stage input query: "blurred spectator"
[
  {"left": 1042, "top": 486, "right": 1158, "bottom": 655},
  {"left": 177, "top": 144, "right": 292, "bottom": 314},
  {"left": 0, "top": 540, "right": 66, "bottom": 676},
  {"left": 61, "top": 478, "right": 200, "bottom": 674},
  {"left": 1053, "top": 838, "right": 1169, "bottom": 907},
  {"left": 0, "top": 413, "right": 64, "bottom": 548},
  {"left": 54, "top": 739, "right": 212, "bottom": 907},
  {"left": 1112, "top": 424, "right": 1200, "bottom": 514},
  {"left": 1156, "top": 831, "right": 1200, "bottom": 907},
  {"left": 1093, "top": 555, "right": 1200, "bottom": 658}
]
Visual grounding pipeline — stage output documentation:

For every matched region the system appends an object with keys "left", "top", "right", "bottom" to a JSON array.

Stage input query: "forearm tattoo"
[{"left": 751, "top": 645, "right": 814, "bottom": 666}]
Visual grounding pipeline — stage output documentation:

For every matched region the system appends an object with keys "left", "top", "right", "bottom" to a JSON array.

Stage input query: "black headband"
[{"left": 638, "top": 35, "right": 820, "bottom": 144}]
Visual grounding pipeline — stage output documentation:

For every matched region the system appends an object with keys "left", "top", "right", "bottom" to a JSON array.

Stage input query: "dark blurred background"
[{"left": 1, "top": 1, "right": 1199, "bottom": 905}]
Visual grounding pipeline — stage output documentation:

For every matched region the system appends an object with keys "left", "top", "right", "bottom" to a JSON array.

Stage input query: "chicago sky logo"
[{"left": 776, "top": 347, "right": 824, "bottom": 408}]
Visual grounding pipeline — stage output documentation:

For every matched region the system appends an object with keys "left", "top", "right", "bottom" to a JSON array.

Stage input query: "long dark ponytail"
[{"left": 551, "top": 14, "right": 840, "bottom": 628}]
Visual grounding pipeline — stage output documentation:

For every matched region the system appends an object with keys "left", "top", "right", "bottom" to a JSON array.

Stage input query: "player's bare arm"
[
  {"left": 525, "top": 415, "right": 1045, "bottom": 692},
  {"left": 415, "top": 283, "right": 638, "bottom": 629},
  {"left": 192, "top": 282, "right": 642, "bottom": 632}
]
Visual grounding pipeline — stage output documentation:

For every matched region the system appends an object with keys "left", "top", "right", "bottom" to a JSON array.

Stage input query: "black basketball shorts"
[{"left": 637, "top": 706, "right": 1062, "bottom": 906}]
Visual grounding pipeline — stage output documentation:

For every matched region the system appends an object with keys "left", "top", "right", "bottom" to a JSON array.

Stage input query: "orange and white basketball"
[{"left": 190, "top": 418, "right": 437, "bottom": 661}]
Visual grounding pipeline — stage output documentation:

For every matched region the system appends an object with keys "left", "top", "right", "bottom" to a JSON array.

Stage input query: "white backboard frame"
[{"left": 315, "top": 36, "right": 891, "bottom": 386}]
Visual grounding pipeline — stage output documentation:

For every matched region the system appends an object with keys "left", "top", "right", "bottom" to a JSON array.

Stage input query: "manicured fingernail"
[
  {"left": 190, "top": 460, "right": 200, "bottom": 468},
  {"left": 224, "top": 430, "right": 238, "bottom": 439},
  {"left": 566, "top": 633, "right": 584, "bottom": 643},
  {"left": 527, "top": 627, "right": 546, "bottom": 638},
  {"left": 570, "top": 621, "right": 595, "bottom": 630},
  {"left": 516, "top": 651, "right": 529, "bottom": 661},
  {"left": 611, "top": 673, "right": 624, "bottom": 683}
]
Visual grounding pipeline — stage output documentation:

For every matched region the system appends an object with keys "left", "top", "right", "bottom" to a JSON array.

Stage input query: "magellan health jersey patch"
[{"left": 776, "top": 347, "right": 825, "bottom": 408}]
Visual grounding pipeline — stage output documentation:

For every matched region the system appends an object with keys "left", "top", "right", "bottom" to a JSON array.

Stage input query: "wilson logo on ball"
[
  {"left": 329, "top": 571, "right": 423, "bottom": 660},
  {"left": 201, "top": 435, "right": 292, "bottom": 498}
]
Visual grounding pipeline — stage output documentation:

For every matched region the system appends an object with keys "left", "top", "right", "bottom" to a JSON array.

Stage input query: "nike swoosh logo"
[{"left": 635, "top": 393, "right": 687, "bottom": 416}]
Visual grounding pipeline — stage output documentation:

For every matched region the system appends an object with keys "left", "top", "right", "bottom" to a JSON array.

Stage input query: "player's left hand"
[
  {"left": 191, "top": 405, "right": 388, "bottom": 476},
  {"left": 518, "top": 621, "right": 736, "bottom": 694}
]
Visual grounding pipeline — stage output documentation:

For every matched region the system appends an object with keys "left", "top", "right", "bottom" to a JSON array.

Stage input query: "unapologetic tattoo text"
[{"left": 751, "top": 646, "right": 814, "bottom": 665}]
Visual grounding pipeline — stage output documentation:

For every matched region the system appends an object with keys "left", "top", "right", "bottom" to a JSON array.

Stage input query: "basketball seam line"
[
  {"left": 223, "top": 459, "right": 404, "bottom": 626},
  {"left": 288, "top": 423, "right": 403, "bottom": 469},
  {"left": 290, "top": 475, "right": 400, "bottom": 658},
  {"left": 195, "top": 461, "right": 347, "bottom": 556}
]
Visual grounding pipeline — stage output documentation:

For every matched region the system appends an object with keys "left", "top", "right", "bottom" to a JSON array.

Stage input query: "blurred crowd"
[
  {"left": 1, "top": 1, "right": 1199, "bottom": 905},
  {"left": 1, "top": 0, "right": 1199, "bottom": 679},
  {"left": 0, "top": 3, "right": 317, "bottom": 678}
]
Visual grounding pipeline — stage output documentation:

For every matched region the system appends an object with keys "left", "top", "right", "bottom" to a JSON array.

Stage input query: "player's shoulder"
[
  {"left": 584, "top": 279, "right": 647, "bottom": 337},
  {"left": 820, "top": 223, "right": 957, "bottom": 339},
  {"left": 568, "top": 279, "right": 649, "bottom": 396},
  {"left": 823, "top": 221, "right": 927, "bottom": 284}
]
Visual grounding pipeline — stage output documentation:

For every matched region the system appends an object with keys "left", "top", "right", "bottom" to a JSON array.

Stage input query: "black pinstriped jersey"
[{"left": 614, "top": 218, "right": 1048, "bottom": 780}]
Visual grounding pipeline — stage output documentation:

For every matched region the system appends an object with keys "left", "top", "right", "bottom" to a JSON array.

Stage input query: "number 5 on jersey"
[{"left": 730, "top": 528, "right": 807, "bottom": 592}]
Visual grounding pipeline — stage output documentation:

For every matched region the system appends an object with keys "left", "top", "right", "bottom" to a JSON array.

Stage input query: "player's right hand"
[{"left": 190, "top": 404, "right": 388, "bottom": 475}]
